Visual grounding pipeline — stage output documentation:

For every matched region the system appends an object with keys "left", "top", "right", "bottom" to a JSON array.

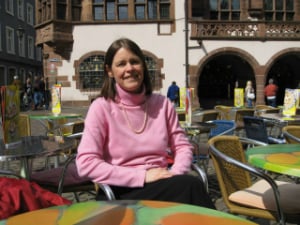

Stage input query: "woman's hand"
[{"left": 145, "top": 167, "right": 173, "bottom": 183}]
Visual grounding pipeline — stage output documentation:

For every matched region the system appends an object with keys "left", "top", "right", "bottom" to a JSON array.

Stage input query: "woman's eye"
[{"left": 130, "top": 59, "right": 141, "bottom": 65}]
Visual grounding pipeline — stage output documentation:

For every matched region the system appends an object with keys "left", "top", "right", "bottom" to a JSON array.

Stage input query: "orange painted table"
[
  {"left": 0, "top": 200, "right": 258, "bottom": 225},
  {"left": 246, "top": 144, "right": 300, "bottom": 177}
]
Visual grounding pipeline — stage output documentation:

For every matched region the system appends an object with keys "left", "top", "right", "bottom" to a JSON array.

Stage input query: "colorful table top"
[
  {"left": 246, "top": 144, "right": 300, "bottom": 177},
  {"left": 29, "top": 113, "right": 82, "bottom": 120},
  {"left": 0, "top": 200, "right": 257, "bottom": 225}
]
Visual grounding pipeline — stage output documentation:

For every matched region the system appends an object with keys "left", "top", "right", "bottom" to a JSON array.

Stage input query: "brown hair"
[{"left": 99, "top": 38, "right": 152, "bottom": 100}]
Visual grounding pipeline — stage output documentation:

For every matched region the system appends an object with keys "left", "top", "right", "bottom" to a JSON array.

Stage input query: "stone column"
[{"left": 81, "top": 0, "right": 93, "bottom": 21}]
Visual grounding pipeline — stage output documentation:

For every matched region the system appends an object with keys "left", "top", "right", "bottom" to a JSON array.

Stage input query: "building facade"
[
  {"left": 0, "top": 0, "right": 43, "bottom": 86},
  {"left": 35, "top": 0, "right": 300, "bottom": 108}
]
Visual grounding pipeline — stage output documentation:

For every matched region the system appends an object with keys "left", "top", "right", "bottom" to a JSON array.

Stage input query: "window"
[
  {"left": 118, "top": 0, "right": 128, "bottom": 20},
  {"left": 145, "top": 55, "right": 159, "bottom": 88},
  {"left": 135, "top": 0, "right": 169, "bottom": 20},
  {"left": 57, "top": 0, "right": 67, "bottom": 20},
  {"left": 264, "top": 0, "right": 294, "bottom": 21},
  {"left": 36, "top": 0, "right": 52, "bottom": 24},
  {"left": 27, "top": 36, "right": 34, "bottom": 59},
  {"left": 5, "top": 0, "right": 14, "bottom": 15},
  {"left": 18, "top": 34, "right": 25, "bottom": 57},
  {"left": 6, "top": 27, "right": 15, "bottom": 54},
  {"left": 79, "top": 54, "right": 105, "bottom": 91},
  {"left": 17, "top": 0, "right": 25, "bottom": 20},
  {"left": 27, "top": 4, "right": 34, "bottom": 25},
  {"left": 72, "top": 0, "right": 82, "bottom": 21},
  {"left": 36, "top": 46, "right": 43, "bottom": 62},
  {"left": 94, "top": 0, "right": 104, "bottom": 20},
  {"left": 209, "top": 0, "right": 240, "bottom": 20},
  {"left": 106, "top": 0, "right": 115, "bottom": 20},
  {"left": 93, "top": 0, "right": 170, "bottom": 21}
]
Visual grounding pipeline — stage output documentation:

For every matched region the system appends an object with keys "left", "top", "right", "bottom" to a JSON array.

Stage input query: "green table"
[
  {"left": 246, "top": 144, "right": 300, "bottom": 177},
  {"left": 29, "top": 113, "right": 82, "bottom": 120},
  {"left": 0, "top": 200, "right": 258, "bottom": 225},
  {"left": 29, "top": 113, "right": 82, "bottom": 136},
  {"left": 0, "top": 136, "right": 75, "bottom": 179}
]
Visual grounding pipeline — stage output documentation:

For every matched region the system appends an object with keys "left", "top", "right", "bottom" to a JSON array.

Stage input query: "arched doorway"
[
  {"left": 198, "top": 54, "right": 255, "bottom": 109},
  {"left": 266, "top": 53, "right": 300, "bottom": 106}
]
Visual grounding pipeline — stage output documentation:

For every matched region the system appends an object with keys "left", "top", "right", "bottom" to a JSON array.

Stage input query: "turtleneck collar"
[{"left": 115, "top": 83, "right": 146, "bottom": 106}]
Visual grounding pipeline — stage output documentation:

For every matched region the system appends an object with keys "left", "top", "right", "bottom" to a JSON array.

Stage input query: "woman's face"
[{"left": 107, "top": 47, "right": 144, "bottom": 93}]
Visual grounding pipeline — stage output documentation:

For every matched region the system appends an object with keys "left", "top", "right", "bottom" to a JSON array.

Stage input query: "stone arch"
[
  {"left": 191, "top": 47, "right": 260, "bottom": 109},
  {"left": 264, "top": 48, "right": 300, "bottom": 105}
]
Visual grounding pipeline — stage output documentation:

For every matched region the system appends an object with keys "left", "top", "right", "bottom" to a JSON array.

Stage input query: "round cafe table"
[
  {"left": 0, "top": 200, "right": 257, "bottom": 225},
  {"left": 246, "top": 143, "right": 300, "bottom": 177}
]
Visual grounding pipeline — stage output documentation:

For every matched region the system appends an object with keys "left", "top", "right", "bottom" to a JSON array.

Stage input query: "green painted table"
[
  {"left": 29, "top": 113, "right": 83, "bottom": 136},
  {"left": 0, "top": 200, "right": 258, "bottom": 225},
  {"left": 246, "top": 144, "right": 300, "bottom": 177}
]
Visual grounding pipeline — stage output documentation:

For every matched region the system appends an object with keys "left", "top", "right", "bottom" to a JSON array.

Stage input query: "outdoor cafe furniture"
[
  {"left": 246, "top": 143, "right": 300, "bottom": 178},
  {"left": 259, "top": 112, "right": 300, "bottom": 127},
  {"left": 28, "top": 113, "right": 83, "bottom": 136},
  {"left": 0, "top": 135, "right": 76, "bottom": 179},
  {"left": 243, "top": 116, "right": 286, "bottom": 145},
  {"left": 208, "top": 135, "right": 300, "bottom": 225},
  {"left": 282, "top": 125, "right": 300, "bottom": 144},
  {"left": 0, "top": 200, "right": 259, "bottom": 225}
]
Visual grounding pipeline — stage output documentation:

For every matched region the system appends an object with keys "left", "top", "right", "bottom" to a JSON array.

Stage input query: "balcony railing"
[{"left": 190, "top": 20, "right": 300, "bottom": 41}]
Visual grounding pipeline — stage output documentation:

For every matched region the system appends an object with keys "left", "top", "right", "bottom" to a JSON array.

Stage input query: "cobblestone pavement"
[{"left": 2, "top": 106, "right": 297, "bottom": 225}]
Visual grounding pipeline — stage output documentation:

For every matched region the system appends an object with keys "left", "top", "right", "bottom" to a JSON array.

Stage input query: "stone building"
[
  {"left": 35, "top": 0, "right": 300, "bottom": 108},
  {"left": 0, "top": 0, "right": 43, "bottom": 86}
]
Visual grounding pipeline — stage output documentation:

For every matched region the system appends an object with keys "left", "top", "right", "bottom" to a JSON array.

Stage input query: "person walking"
[
  {"left": 33, "top": 75, "right": 42, "bottom": 110},
  {"left": 264, "top": 78, "right": 278, "bottom": 107},
  {"left": 245, "top": 80, "right": 255, "bottom": 107},
  {"left": 167, "top": 81, "right": 180, "bottom": 107},
  {"left": 76, "top": 38, "right": 215, "bottom": 209}
]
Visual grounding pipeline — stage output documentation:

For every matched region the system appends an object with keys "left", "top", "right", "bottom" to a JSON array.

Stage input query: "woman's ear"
[{"left": 106, "top": 65, "right": 113, "bottom": 78}]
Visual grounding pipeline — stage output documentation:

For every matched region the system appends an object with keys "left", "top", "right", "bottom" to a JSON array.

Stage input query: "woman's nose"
[{"left": 125, "top": 62, "right": 134, "bottom": 71}]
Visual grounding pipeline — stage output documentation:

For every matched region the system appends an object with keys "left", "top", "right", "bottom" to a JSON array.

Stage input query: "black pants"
[{"left": 96, "top": 174, "right": 215, "bottom": 209}]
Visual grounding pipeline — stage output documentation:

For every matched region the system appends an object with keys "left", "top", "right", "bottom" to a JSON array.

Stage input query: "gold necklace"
[{"left": 120, "top": 101, "right": 148, "bottom": 134}]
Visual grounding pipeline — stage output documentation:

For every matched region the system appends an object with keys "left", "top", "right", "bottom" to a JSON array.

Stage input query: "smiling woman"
[{"left": 75, "top": 38, "right": 215, "bottom": 209}]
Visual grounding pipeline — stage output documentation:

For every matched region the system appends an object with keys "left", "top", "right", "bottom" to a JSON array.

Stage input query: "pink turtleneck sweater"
[{"left": 76, "top": 85, "right": 193, "bottom": 187}]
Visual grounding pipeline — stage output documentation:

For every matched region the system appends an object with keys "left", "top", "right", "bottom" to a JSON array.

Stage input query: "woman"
[
  {"left": 76, "top": 38, "right": 214, "bottom": 208},
  {"left": 245, "top": 80, "right": 255, "bottom": 107}
]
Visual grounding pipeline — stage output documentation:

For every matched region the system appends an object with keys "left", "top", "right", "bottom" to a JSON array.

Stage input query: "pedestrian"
[
  {"left": 33, "top": 75, "right": 42, "bottom": 110},
  {"left": 22, "top": 77, "right": 33, "bottom": 110},
  {"left": 245, "top": 80, "right": 255, "bottom": 107},
  {"left": 264, "top": 78, "right": 278, "bottom": 107},
  {"left": 43, "top": 77, "right": 51, "bottom": 110},
  {"left": 76, "top": 38, "right": 215, "bottom": 209},
  {"left": 167, "top": 81, "right": 180, "bottom": 107},
  {"left": 39, "top": 77, "right": 46, "bottom": 108}
]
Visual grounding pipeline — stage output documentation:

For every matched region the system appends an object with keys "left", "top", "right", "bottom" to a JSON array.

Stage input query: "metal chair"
[
  {"left": 233, "top": 108, "right": 255, "bottom": 136},
  {"left": 243, "top": 116, "right": 285, "bottom": 144},
  {"left": 282, "top": 125, "right": 300, "bottom": 144},
  {"left": 208, "top": 120, "right": 236, "bottom": 138},
  {"left": 208, "top": 135, "right": 300, "bottom": 225},
  {"left": 29, "top": 122, "right": 94, "bottom": 202},
  {"left": 214, "top": 105, "right": 233, "bottom": 120}
]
